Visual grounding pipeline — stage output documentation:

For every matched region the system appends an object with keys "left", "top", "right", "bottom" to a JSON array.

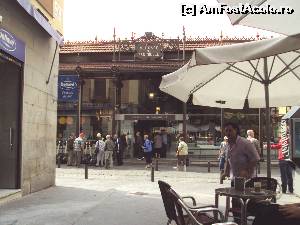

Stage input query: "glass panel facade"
[{"left": 57, "top": 76, "right": 285, "bottom": 159}]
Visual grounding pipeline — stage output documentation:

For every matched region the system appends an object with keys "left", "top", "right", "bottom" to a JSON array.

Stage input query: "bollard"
[
  {"left": 220, "top": 170, "right": 224, "bottom": 184},
  {"left": 57, "top": 154, "right": 61, "bottom": 168},
  {"left": 155, "top": 158, "right": 159, "bottom": 171},
  {"left": 151, "top": 166, "right": 154, "bottom": 182},
  {"left": 208, "top": 161, "right": 211, "bottom": 173},
  {"left": 85, "top": 163, "right": 88, "bottom": 179}
]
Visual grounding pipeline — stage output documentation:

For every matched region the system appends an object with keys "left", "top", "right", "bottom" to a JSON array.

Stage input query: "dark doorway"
[
  {"left": 134, "top": 120, "right": 167, "bottom": 137},
  {"left": 0, "top": 55, "right": 22, "bottom": 189}
]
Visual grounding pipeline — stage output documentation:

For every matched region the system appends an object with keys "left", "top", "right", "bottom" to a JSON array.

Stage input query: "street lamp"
[
  {"left": 156, "top": 106, "right": 160, "bottom": 114},
  {"left": 216, "top": 100, "right": 226, "bottom": 138},
  {"left": 149, "top": 92, "right": 154, "bottom": 99}
]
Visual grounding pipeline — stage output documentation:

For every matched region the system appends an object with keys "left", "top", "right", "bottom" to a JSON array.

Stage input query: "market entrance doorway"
[{"left": 0, "top": 55, "right": 22, "bottom": 189}]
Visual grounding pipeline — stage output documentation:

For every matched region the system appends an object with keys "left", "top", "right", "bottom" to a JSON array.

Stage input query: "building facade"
[
  {"left": 0, "top": 0, "right": 63, "bottom": 195},
  {"left": 59, "top": 33, "right": 286, "bottom": 158},
  {"left": 59, "top": 35, "right": 299, "bottom": 194}
]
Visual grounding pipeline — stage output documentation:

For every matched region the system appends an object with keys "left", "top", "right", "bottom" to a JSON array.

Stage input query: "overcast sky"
[{"left": 63, "top": 0, "right": 276, "bottom": 41}]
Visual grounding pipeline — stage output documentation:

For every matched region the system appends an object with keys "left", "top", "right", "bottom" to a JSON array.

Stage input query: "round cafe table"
[{"left": 215, "top": 187, "right": 276, "bottom": 225}]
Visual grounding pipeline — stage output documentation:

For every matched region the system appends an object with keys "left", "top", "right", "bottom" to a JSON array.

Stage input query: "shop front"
[
  {"left": 0, "top": 28, "right": 24, "bottom": 189},
  {"left": 1, "top": 0, "right": 63, "bottom": 196}
]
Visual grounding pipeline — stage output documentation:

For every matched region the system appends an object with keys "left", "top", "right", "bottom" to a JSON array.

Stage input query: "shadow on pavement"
[{"left": 0, "top": 186, "right": 165, "bottom": 225}]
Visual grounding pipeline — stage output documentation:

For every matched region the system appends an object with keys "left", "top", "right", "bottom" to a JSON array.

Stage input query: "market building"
[
  {"left": 59, "top": 32, "right": 289, "bottom": 158},
  {"left": 0, "top": 0, "right": 63, "bottom": 196}
]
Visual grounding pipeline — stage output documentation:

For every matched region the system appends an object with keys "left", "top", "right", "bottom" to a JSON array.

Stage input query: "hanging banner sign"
[
  {"left": 0, "top": 28, "right": 25, "bottom": 62},
  {"left": 281, "top": 119, "right": 290, "bottom": 159},
  {"left": 58, "top": 75, "right": 78, "bottom": 102}
]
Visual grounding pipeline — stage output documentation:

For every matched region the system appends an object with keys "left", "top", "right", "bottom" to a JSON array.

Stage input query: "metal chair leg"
[{"left": 225, "top": 196, "right": 230, "bottom": 221}]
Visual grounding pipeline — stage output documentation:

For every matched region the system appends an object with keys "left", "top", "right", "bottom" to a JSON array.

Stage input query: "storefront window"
[{"left": 57, "top": 116, "right": 76, "bottom": 139}]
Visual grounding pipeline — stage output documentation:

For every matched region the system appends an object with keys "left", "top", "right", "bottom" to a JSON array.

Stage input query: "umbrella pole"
[
  {"left": 259, "top": 108, "right": 262, "bottom": 158},
  {"left": 264, "top": 58, "right": 271, "bottom": 178},
  {"left": 221, "top": 108, "right": 224, "bottom": 138},
  {"left": 183, "top": 103, "right": 187, "bottom": 141}
]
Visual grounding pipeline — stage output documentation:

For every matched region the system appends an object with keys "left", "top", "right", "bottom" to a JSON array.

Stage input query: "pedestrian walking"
[
  {"left": 142, "top": 134, "right": 152, "bottom": 168},
  {"left": 218, "top": 136, "right": 228, "bottom": 173},
  {"left": 120, "top": 133, "right": 127, "bottom": 162},
  {"left": 125, "top": 132, "right": 133, "bottom": 158},
  {"left": 135, "top": 131, "right": 144, "bottom": 160},
  {"left": 114, "top": 134, "right": 126, "bottom": 166},
  {"left": 161, "top": 129, "right": 168, "bottom": 158}
]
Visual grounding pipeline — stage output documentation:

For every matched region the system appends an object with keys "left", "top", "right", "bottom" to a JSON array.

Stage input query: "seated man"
[{"left": 253, "top": 203, "right": 300, "bottom": 225}]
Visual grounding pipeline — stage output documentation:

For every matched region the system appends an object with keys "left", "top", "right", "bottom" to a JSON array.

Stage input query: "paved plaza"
[{"left": 0, "top": 162, "right": 299, "bottom": 225}]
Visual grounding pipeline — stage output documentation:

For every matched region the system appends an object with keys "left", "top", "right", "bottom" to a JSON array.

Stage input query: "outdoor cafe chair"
[
  {"left": 158, "top": 180, "right": 233, "bottom": 225},
  {"left": 225, "top": 177, "right": 281, "bottom": 222},
  {"left": 245, "top": 176, "right": 282, "bottom": 202}
]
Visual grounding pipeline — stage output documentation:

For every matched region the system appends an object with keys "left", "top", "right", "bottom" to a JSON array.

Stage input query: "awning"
[
  {"left": 16, "top": 0, "right": 63, "bottom": 45},
  {"left": 282, "top": 106, "right": 300, "bottom": 120}
]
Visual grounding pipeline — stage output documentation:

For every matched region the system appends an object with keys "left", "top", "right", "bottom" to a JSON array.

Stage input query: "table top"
[{"left": 215, "top": 187, "right": 275, "bottom": 199}]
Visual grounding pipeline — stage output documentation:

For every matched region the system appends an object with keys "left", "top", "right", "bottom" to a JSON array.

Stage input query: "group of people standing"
[
  {"left": 135, "top": 131, "right": 170, "bottom": 159},
  {"left": 64, "top": 132, "right": 128, "bottom": 169},
  {"left": 62, "top": 130, "right": 171, "bottom": 170},
  {"left": 134, "top": 130, "right": 174, "bottom": 169},
  {"left": 134, "top": 131, "right": 189, "bottom": 170}
]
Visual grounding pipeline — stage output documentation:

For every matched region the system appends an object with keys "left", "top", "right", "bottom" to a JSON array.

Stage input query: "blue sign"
[
  {"left": 58, "top": 75, "right": 79, "bottom": 102},
  {"left": 0, "top": 28, "right": 25, "bottom": 62}
]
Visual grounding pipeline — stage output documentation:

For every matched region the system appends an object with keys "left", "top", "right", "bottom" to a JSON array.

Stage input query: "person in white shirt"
[
  {"left": 176, "top": 136, "right": 188, "bottom": 172},
  {"left": 247, "top": 129, "right": 262, "bottom": 176},
  {"left": 247, "top": 129, "right": 261, "bottom": 155},
  {"left": 153, "top": 132, "right": 162, "bottom": 158},
  {"left": 95, "top": 133, "right": 105, "bottom": 167},
  {"left": 219, "top": 136, "right": 228, "bottom": 173}
]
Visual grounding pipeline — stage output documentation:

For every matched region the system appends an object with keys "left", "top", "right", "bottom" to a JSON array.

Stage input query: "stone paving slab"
[{"left": 0, "top": 165, "right": 298, "bottom": 225}]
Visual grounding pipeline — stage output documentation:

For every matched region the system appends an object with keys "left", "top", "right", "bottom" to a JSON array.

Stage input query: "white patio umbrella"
[
  {"left": 218, "top": 0, "right": 300, "bottom": 35},
  {"left": 159, "top": 34, "right": 300, "bottom": 177}
]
